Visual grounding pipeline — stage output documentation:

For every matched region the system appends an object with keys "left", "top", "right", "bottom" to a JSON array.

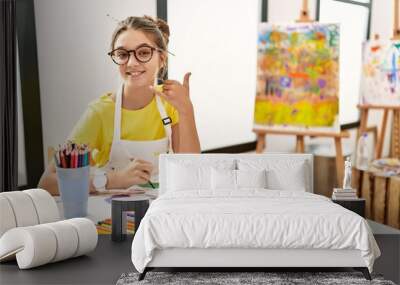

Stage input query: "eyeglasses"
[{"left": 108, "top": 44, "right": 163, "bottom": 65}]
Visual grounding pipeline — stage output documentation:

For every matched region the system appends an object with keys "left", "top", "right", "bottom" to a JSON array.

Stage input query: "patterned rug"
[{"left": 116, "top": 271, "right": 395, "bottom": 285}]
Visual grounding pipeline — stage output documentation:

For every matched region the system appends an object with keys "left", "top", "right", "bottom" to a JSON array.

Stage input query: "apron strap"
[
  {"left": 113, "top": 84, "right": 124, "bottom": 142},
  {"left": 155, "top": 95, "right": 173, "bottom": 153},
  {"left": 114, "top": 84, "right": 173, "bottom": 153}
]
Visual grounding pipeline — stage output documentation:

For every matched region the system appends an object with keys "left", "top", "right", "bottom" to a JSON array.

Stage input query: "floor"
[
  {"left": 0, "top": 236, "right": 134, "bottom": 285},
  {"left": 1, "top": 222, "right": 398, "bottom": 285}
]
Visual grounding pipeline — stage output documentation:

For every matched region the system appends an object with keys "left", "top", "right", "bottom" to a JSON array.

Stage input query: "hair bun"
[
  {"left": 144, "top": 15, "right": 170, "bottom": 44},
  {"left": 156, "top": 18, "right": 170, "bottom": 44}
]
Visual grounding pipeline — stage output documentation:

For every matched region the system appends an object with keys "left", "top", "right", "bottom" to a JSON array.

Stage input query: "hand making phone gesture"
[{"left": 152, "top": 72, "right": 193, "bottom": 115}]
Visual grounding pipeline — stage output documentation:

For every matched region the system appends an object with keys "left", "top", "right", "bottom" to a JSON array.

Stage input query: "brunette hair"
[{"left": 110, "top": 16, "right": 170, "bottom": 78}]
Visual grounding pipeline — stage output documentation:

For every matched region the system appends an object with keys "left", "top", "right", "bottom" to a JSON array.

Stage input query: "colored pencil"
[
  {"left": 55, "top": 142, "right": 91, "bottom": 169},
  {"left": 60, "top": 152, "right": 67, "bottom": 168}
]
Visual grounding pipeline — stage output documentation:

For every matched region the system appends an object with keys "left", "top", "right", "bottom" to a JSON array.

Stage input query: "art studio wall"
[
  {"left": 33, "top": 0, "right": 156, "bottom": 169},
  {"left": 18, "top": 0, "right": 396, "bottom": 180}
]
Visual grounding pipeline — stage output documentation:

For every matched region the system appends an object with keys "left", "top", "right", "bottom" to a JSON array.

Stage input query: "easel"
[
  {"left": 254, "top": 0, "right": 349, "bottom": 186},
  {"left": 296, "top": 0, "right": 312, "bottom": 23},
  {"left": 357, "top": 0, "right": 400, "bottom": 160},
  {"left": 357, "top": 105, "right": 400, "bottom": 159}
]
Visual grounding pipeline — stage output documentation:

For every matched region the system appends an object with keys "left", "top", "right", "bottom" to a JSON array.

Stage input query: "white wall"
[
  {"left": 268, "top": 0, "right": 317, "bottom": 22},
  {"left": 34, "top": 0, "right": 156, "bottom": 166},
  {"left": 167, "top": 0, "right": 259, "bottom": 151},
  {"left": 320, "top": 0, "right": 369, "bottom": 125}
]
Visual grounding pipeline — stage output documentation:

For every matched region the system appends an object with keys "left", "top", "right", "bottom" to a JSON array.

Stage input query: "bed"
[{"left": 131, "top": 154, "right": 380, "bottom": 281}]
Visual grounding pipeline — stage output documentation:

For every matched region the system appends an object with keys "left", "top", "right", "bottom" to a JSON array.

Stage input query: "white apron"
[{"left": 105, "top": 84, "right": 173, "bottom": 182}]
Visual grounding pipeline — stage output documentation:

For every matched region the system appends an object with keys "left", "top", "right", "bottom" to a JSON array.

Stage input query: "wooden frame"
[
  {"left": 297, "top": 0, "right": 313, "bottom": 22},
  {"left": 393, "top": 0, "right": 400, "bottom": 40}
]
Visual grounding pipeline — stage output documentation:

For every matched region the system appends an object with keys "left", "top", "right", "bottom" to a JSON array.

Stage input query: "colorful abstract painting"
[
  {"left": 360, "top": 40, "right": 400, "bottom": 106},
  {"left": 254, "top": 23, "right": 340, "bottom": 130}
]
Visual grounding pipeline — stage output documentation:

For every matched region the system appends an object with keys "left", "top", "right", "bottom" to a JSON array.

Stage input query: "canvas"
[
  {"left": 254, "top": 23, "right": 340, "bottom": 131},
  {"left": 360, "top": 39, "right": 400, "bottom": 106}
]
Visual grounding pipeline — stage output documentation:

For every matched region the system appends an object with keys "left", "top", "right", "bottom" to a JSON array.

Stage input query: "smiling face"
[{"left": 113, "top": 29, "right": 165, "bottom": 88}]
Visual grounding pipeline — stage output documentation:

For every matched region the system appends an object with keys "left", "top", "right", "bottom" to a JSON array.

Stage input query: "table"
[{"left": 54, "top": 189, "right": 157, "bottom": 224}]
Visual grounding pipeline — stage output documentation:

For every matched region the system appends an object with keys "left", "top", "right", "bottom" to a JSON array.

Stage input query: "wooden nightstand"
[{"left": 332, "top": 198, "right": 365, "bottom": 217}]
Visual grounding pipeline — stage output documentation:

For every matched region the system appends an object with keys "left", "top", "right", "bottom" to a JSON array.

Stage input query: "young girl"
[{"left": 39, "top": 16, "right": 201, "bottom": 195}]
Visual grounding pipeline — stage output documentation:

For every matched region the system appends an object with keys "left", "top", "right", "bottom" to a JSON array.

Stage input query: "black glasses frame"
[{"left": 107, "top": 45, "right": 162, "bottom": 65}]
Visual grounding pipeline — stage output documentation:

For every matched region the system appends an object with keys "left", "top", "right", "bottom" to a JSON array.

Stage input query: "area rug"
[{"left": 116, "top": 271, "right": 395, "bottom": 285}]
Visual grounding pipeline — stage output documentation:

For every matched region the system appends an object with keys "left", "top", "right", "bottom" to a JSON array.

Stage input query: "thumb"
[{"left": 183, "top": 72, "right": 191, "bottom": 89}]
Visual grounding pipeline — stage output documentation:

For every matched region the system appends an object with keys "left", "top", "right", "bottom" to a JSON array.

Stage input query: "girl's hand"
[
  {"left": 153, "top": 72, "right": 193, "bottom": 115},
  {"left": 111, "top": 159, "right": 153, "bottom": 189}
]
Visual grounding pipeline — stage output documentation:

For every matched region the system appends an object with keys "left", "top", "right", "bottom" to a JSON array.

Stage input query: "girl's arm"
[
  {"left": 38, "top": 107, "right": 102, "bottom": 195},
  {"left": 38, "top": 159, "right": 153, "bottom": 195},
  {"left": 155, "top": 72, "right": 201, "bottom": 153},
  {"left": 38, "top": 162, "right": 59, "bottom": 196},
  {"left": 171, "top": 107, "right": 201, "bottom": 153}
]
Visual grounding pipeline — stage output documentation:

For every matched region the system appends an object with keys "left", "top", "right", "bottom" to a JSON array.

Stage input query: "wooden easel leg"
[
  {"left": 256, "top": 133, "right": 266, "bottom": 153},
  {"left": 375, "top": 109, "right": 389, "bottom": 159},
  {"left": 364, "top": 126, "right": 378, "bottom": 150},
  {"left": 358, "top": 109, "right": 369, "bottom": 138},
  {"left": 390, "top": 110, "right": 400, "bottom": 158},
  {"left": 334, "top": 137, "right": 344, "bottom": 187},
  {"left": 295, "top": 135, "right": 305, "bottom": 153}
]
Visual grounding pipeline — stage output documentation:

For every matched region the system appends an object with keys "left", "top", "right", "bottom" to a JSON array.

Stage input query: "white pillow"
[
  {"left": 211, "top": 169, "right": 267, "bottom": 190},
  {"left": 167, "top": 160, "right": 235, "bottom": 191},
  {"left": 266, "top": 167, "right": 306, "bottom": 191},
  {"left": 236, "top": 169, "right": 267, "bottom": 189},
  {"left": 238, "top": 159, "right": 307, "bottom": 191},
  {"left": 211, "top": 168, "right": 236, "bottom": 190}
]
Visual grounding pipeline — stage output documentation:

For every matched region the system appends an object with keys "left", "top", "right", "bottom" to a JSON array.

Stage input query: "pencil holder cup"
[{"left": 56, "top": 166, "right": 90, "bottom": 219}]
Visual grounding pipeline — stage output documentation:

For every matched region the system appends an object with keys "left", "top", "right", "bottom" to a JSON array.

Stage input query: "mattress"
[{"left": 131, "top": 190, "right": 380, "bottom": 273}]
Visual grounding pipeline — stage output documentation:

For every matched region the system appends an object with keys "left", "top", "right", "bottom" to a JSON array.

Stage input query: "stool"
[{"left": 111, "top": 196, "right": 149, "bottom": 242}]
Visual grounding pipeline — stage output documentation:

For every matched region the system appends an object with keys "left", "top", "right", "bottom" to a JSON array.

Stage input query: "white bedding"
[{"left": 131, "top": 190, "right": 380, "bottom": 273}]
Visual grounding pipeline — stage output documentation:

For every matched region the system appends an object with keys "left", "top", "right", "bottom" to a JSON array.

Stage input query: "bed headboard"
[{"left": 159, "top": 153, "right": 313, "bottom": 195}]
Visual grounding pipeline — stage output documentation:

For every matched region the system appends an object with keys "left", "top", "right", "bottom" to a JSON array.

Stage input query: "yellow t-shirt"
[{"left": 68, "top": 92, "right": 179, "bottom": 167}]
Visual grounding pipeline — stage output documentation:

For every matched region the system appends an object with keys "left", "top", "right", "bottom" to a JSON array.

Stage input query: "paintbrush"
[{"left": 148, "top": 180, "right": 156, "bottom": 189}]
